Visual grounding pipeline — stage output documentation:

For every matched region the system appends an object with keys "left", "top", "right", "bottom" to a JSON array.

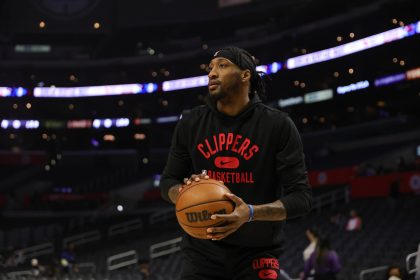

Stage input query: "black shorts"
[{"left": 180, "top": 235, "right": 283, "bottom": 280}]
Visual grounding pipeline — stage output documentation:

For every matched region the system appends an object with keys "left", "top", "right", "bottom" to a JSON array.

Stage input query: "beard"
[{"left": 209, "top": 87, "right": 228, "bottom": 101}]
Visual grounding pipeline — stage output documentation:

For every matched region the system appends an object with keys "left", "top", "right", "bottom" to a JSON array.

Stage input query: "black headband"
[{"left": 213, "top": 48, "right": 256, "bottom": 72}]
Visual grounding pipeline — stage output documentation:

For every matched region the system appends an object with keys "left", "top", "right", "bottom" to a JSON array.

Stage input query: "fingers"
[
  {"left": 183, "top": 173, "right": 210, "bottom": 185},
  {"left": 224, "top": 193, "right": 243, "bottom": 206},
  {"left": 183, "top": 178, "right": 191, "bottom": 185},
  {"left": 206, "top": 224, "right": 237, "bottom": 240},
  {"left": 211, "top": 213, "right": 236, "bottom": 221}
]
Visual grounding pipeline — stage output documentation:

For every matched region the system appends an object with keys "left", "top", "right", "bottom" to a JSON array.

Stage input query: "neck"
[{"left": 216, "top": 90, "right": 250, "bottom": 117}]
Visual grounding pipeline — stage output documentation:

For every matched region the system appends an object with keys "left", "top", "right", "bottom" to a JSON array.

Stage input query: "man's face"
[{"left": 207, "top": 57, "right": 244, "bottom": 100}]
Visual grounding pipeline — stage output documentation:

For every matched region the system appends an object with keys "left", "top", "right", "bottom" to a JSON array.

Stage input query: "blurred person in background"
[
  {"left": 302, "top": 235, "right": 341, "bottom": 280},
  {"left": 303, "top": 227, "right": 319, "bottom": 262},
  {"left": 385, "top": 265, "right": 404, "bottom": 280},
  {"left": 345, "top": 209, "right": 362, "bottom": 231},
  {"left": 300, "top": 227, "right": 320, "bottom": 279},
  {"left": 60, "top": 244, "right": 76, "bottom": 275},
  {"left": 138, "top": 259, "right": 150, "bottom": 279}
]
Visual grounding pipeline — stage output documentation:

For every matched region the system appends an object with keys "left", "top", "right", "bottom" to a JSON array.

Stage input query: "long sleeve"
[
  {"left": 303, "top": 252, "right": 315, "bottom": 278},
  {"left": 159, "top": 118, "right": 192, "bottom": 203},
  {"left": 276, "top": 116, "right": 312, "bottom": 219},
  {"left": 328, "top": 251, "right": 341, "bottom": 273}
]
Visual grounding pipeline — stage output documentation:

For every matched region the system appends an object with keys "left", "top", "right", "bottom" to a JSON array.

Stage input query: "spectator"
[
  {"left": 303, "top": 227, "right": 319, "bottom": 262},
  {"left": 5, "top": 248, "right": 25, "bottom": 267},
  {"left": 345, "top": 209, "right": 362, "bottom": 231},
  {"left": 60, "top": 244, "right": 76, "bottom": 275},
  {"left": 302, "top": 235, "right": 341, "bottom": 280},
  {"left": 31, "top": 258, "right": 45, "bottom": 277},
  {"left": 300, "top": 227, "right": 320, "bottom": 279},
  {"left": 138, "top": 259, "right": 150, "bottom": 279},
  {"left": 386, "top": 265, "right": 403, "bottom": 280}
]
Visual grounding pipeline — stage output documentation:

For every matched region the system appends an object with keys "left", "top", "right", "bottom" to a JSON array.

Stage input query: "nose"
[{"left": 208, "top": 67, "right": 217, "bottom": 79}]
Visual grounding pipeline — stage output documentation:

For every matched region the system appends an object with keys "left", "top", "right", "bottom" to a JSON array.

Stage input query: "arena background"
[{"left": 0, "top": 0, "right": 419, "bottom": 279}]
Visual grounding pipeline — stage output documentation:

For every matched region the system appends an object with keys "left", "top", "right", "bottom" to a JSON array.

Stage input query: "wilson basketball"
[{"left": 175, "top": 179, "right": 234, "bottom": 239}]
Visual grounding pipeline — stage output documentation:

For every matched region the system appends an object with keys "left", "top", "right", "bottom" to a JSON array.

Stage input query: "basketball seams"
[
  {"left": 176, "top": 199, "right": 234, "bottom": 212},
  {"left": 175, "top": 179, "right": 233, "bottom": 239},
  {"left": 179, "top": 179, "right": 229, "bottom": 193}
]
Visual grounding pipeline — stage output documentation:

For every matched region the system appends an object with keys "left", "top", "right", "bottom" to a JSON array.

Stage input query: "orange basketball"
[{"left": 175, "top": 179, "right": 234, "bottom": 239}]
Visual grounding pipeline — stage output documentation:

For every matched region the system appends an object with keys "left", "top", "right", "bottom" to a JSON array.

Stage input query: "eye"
[
  {"left": 206, "top": 66, "right": 213, "bottom": 73},
  {"left": 219, "top": 63, "right": 226, "bottom": 68}
]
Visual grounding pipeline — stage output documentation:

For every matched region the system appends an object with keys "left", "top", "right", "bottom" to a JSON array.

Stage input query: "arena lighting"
[
  {"left": 374, "top": 67, "right": 420, "bottom": 87},
  {"left": 256, "top": 65, "right": 268, "bottom": 73},
  {"left": 0, "top": 120, "right": 8, "bottom": 129},
  {"left": 156, "top": 116, "right": 180, "bottom": 123},
  {"left": 103, "top": 134, "right": 116, "bottom": 141},
  {"left": 14, "top": 44, "right": 51, "bottom": 53},
  {"left": 104, "top": 119, "right": 112, "bottom": 128},
  {"left": 34, "top": 83, "right": 158, "bottom": 98},
  {"left": 269, "top": 62, "right": 281, "bottom": 74},
  {"left": 256, "top": 62, "right": 282, "bottom": 74},
  {"left": 91, "top": 138, "right": 100, "bottom": 147},
  {"left": 67, "top": 120, "right": 92, "bottom": 129},
  {"left": 287, "top": 21, "right": 420, "bottom": 69},
  {"left": 0, "top": 87, "right": 28, "bottom": 97},
  {"left": 92, "top": 118, "right": 130, "bottom": 129},
  {"left": 162, "top": 75, "right": 208, "bottom": 92},
  {"left": 406, "top": 67, "right": 420, "bottom": 80},
  {"left": 162, "top": 62, "right": 282, "bottom": 92},
  {"left": 1, "top": 119, "right": 39, "bottom": 129},
  {"left": 304, "top": 89, "right": 333, "bottom": 104},
  {"left": 134, "top": 133, "right": 146, "bottom": 140},
  {"left": 3, "top": 23, "right": 418, "bottom": 96},
  {"left": 278, "top": 96, "right": 304, "bottom": 108},
  {"left": 133, "top": 118, "right": 152, "bottom": 125},
  {"left": 153, "top": 174, "right": 161, "bottom": 187},
  {"left": 374, "top": 73, "right": 405, "bottom": 87},
  {"left": 337, "top": 80, "right": 370, "bottom": 95}
]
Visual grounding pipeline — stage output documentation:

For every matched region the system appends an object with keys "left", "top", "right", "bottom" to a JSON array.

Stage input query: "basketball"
[{"left": 175, "top": 179, "right": 234, "bottom": 239}]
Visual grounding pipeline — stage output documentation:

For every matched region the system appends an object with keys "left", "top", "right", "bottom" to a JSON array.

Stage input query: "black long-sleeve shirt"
[{"left": 160, "top": 95, "right": 312, "bottom": 247}]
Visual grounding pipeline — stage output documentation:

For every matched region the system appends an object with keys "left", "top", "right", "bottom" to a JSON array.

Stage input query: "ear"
[{"left": 241, "top": 70, "right": 251, "bottom": 82}]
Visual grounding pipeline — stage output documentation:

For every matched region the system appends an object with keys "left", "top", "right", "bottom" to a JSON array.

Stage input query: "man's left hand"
[{"left": 206, "top": 193, "right": 250, "bottom": 240}]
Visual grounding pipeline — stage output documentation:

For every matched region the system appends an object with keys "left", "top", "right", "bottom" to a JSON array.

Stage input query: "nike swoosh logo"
[
  {"left": 258, "top": 269, "right": 278, "bottom": 279},
  {"left": 214, "top": 156, "right": 239, "bottom": 169}
]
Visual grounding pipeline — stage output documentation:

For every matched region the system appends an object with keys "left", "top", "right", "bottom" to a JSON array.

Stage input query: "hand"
[
  {"left": 170, "top": 171, "right": 212, "bottom": 204},
  {"left": 176, "top": 171, "right": 212, "bottom": 199},
  {"left": 182, "top": 171, "right": 210, "bottom": 187},
  {"left": 206, "top": 193, "right": 250, "bottom": 240}
]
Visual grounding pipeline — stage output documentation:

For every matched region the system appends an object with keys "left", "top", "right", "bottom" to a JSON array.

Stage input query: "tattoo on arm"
[{"left": 253, "top": 200, "right": 287, "bottom": 221}]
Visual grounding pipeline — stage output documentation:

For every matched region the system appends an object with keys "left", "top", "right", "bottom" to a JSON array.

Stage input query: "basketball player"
[{"left": 160, "top": 46, "right": 312, "bottom": 280}]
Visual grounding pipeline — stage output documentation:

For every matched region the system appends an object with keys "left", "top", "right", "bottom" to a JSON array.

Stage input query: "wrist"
[
  {"left": 247, "top": 204, "right": 254, "bottom": 222},
  {"left": 169, "top": 184, "right": 182, "bottom": 204}
]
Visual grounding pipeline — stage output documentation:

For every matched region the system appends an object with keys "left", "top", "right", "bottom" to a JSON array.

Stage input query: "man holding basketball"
[{"left": 160, "top": 46, "right": 312, "bottom": 280}]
